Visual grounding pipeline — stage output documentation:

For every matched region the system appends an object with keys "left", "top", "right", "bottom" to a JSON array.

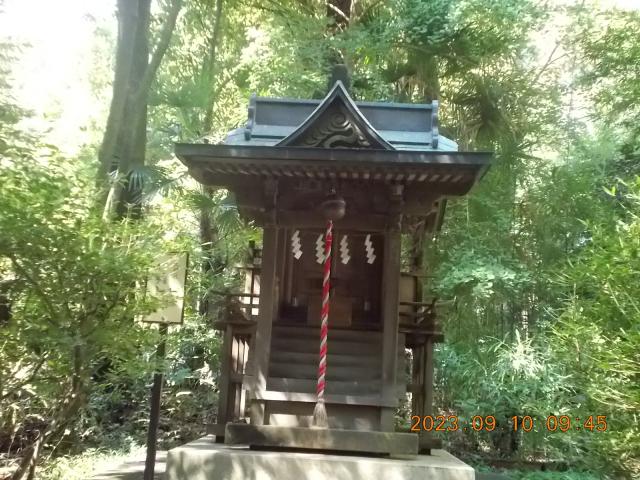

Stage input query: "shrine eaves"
[{"left": 176, "top": 81, "right": 491, "bottom": 233}]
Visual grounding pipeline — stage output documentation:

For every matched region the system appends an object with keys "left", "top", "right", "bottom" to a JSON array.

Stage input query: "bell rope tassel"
[{"left": 312, "top": 219, "right": 333, "bottom": 428}]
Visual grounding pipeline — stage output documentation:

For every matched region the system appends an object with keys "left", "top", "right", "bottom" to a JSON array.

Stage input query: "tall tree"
[
  {"left": 97, "top": 0, "right": 183, "bottom": 217},
  {"left": 196, "top": 0, "right": 226, "bottom": 317}
]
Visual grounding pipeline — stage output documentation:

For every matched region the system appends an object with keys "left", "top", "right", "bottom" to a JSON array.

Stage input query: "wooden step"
[
  {"left": 269, "top": 350, "right": 380, "bottom": 367},
  {"left": 267, "top": 377, "right": 381, "bottom": 395},
  {"left": 271, "top": 337, "right": 380, "bottom": 355},
  {"left": 272, "top": 325, "right": 382, "bottom": 344},
  {"left": 269, "top": 362, "right": 380, "bottom": 381},
  {"left": 253, "top": 390, "right": 397, "bottom": 407}
]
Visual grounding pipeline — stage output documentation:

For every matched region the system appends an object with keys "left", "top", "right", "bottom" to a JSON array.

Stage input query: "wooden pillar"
[
  {"left": 419, "top": 337, "right": 435, "bottom": 452},
  {"left": 143, "top": 323, "right": 167, "bottom": 480},
  {"left": 423, "top": 341, "right": 434, "bottom": 414},
  {"left": 380, "top": 229, "right": 401, "bottom": 430},
  {"left": 217, "top": 324, "right": 233, "bottom": 429},
  {"left": 249, "top": 225, "right": 279, "bottom": 425},
  {"left": 411, "top": 345, "right": 424, "bottom": 416},
  {"left": 380, "top": 186, "right": 403, "bottom": 431}
]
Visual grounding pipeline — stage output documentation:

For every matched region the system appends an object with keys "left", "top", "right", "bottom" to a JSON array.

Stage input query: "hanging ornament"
[
  {"left": 315, "top": 233, "right": 325, "bottom": 264},
  {"left": 312, "top": 190, "right": 345, "bottom": 429},
  {"left": 365, "top": 234, "right": 376, "bottom": 264},
  {"left": 291, "top": 230, "right": 302, "bottom": 259},
  {"left": 339, "top": 235, "right": 350, "bottom": 264}
]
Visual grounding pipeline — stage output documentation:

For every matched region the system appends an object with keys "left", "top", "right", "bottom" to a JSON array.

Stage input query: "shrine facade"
[{"left": 176, "top": 79, "right": 491, "bottom": 456}]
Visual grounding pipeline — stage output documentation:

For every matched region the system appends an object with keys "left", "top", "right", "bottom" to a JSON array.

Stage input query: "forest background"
[{"left": 0, "top": 0, "right": 638, "bottom": 479}]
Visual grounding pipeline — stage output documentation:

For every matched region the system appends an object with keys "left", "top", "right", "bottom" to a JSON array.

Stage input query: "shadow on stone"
[{"left": 92, "top": 451, "right": 167, "bottom": 480}]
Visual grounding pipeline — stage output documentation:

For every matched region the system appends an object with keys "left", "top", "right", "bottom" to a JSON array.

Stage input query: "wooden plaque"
[{"left": 141, "top": 252, "right": 189, "bottom": 324}]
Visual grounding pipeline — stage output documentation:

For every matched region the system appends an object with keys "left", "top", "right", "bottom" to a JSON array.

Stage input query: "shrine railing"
[{"left": 208, "top": 291, "right": 259, "bottom": 439}]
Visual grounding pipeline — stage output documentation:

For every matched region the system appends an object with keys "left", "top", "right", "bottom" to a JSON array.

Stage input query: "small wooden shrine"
[{"left": 176, "top": 78, "right": 491, "bottom": 456}]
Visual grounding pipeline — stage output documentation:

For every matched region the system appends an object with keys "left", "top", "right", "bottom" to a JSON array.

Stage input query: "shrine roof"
[
  {"left": 175, "top": 82, "right": 491, "bottom": 194},
  {"left": 176, "top": 144, "right": 489, "bottom": 183},
  {"left": 223, "top": 81, "right": 455, "bottom": 151}
]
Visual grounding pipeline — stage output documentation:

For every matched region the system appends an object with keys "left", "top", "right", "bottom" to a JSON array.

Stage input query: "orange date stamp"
[{"left": 410, "top": 415, "right": 608, "bottom": 433}]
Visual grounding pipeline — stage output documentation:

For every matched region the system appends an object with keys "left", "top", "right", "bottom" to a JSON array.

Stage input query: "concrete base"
[{"left": 167, "top": 435, "right": 475, "bottom": 480}]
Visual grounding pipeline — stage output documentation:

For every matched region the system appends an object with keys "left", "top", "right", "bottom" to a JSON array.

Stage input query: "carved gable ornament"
[{"left": 278, "top": 81, "right": 395, "bottom": 150}]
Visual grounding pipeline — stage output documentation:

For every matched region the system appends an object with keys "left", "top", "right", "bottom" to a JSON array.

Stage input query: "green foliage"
[
  {"left": 437, "top": 334, "right": 572, "bottom": 458},
  {"left": 545, "top": 180, "right": 640, "bottom": 474},
  {"left": 509, "top": 473, "right": 601, "bottom": 480},
  {"left": 0, "top": 147, "right": 175, "bottom": 449},
  {"left": 0, "top": 45, "right": 193, "bottom": 468},
  {"left": 435, "top": 132, "right": 640, "bottom": 477},
  {"left": 493, "top": 470, "right": 601, "bottom": 480},
  {"left": 577, "top": 7, "right": 640, "bottom": 131},
  {"left": 0, "top": 40, "right": 34, "bottom": 158},
  {"left": 2, "top": 0, "right": 640, "bottom": 478},
  {"left": 419, "top": 3, "right": 639, "bottom": 477}
]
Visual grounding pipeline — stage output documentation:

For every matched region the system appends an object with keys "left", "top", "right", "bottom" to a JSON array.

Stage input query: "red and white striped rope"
[{"left": 317, "top": 220, "right": 333, "bottom": 403}]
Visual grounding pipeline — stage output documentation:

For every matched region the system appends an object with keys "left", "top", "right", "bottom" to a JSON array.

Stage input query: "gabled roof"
[
  {"left": 223, "top": 83, "right": 457, "bottom": 152},
  {"left": 176, "top": 83, "right": 491, "bottom": 202},
  {"left": 277, "top": 81, "right": 394, "bottom": 150},
  {"left": 175, "top": 82, "right": 492, "bottom": 230}
]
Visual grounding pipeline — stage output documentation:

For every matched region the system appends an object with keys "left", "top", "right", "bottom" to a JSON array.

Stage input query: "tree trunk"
[
  {"left": 10, "top": 392, "right": 84, "bottom": 480},
  {"left": 96, "top": 0, "right": 140, "bottom": 190},
  {"left": 198, "top": 0, "right": 225, "bottom": 318},
  {"left": 202, "top": 0, "right": 224, "bottom": 134},
  {"left": 97, "top": 0, "right": 150, "bottom": 212},
  {"left": 98, "top": 0, "right": 183, "bottom": 218},
  {"left": 326, "top": 0, "right": 352, "bottom": 67},
  {"left": 327, "top": 0, "right": 352, "bottom": 30},
  {"left": 10, "top": 346, "right": 87, "bottom": 480},
  {"left": 113, "top": 0, "right": 151, "bottom": 219}
]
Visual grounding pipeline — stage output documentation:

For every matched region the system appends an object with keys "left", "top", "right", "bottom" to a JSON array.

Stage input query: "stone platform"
[
  {"left": 225, "top": 423, "right": 419, "bottom": 455},
  {"left": 166, "top": 436, "right": 475, "bottom": 480}
]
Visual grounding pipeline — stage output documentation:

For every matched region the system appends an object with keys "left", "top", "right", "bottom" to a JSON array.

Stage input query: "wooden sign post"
[{"left": 141, "top": 253, "right": 188, "bottom": 480}]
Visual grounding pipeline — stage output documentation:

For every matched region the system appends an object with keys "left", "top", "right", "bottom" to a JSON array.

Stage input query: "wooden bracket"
[{"left": 263, "top": 178, "right": 279, "bottom": 225}]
